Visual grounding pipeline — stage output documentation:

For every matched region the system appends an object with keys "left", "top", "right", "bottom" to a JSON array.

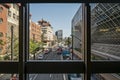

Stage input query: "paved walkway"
[
  {"left": 100, "top": 74, "right": 120, "bottom": 80},
  {"left": 73, "top": 50, "right": 82, "bottom": 59},
  {"left": 0, "top": 74, "right": 11, "bottom": 80}
]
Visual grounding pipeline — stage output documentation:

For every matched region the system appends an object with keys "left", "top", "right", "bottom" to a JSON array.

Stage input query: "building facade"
[
  {"left": 0, "top": 4, "right": 10, "bottom": 55},
  {"left": 38, "top": 19, "right": 54, "bottom": 48},
  {"left": 90, "top": 3, "right": 120, "bottom": 59},
  {"left": 7, "top": 3, "right": 20, "bottom": 57},
  {"left": 72, "top": 6, "right": 82, "bottom": 51},
  {"left": 30, "top": 20, "right": 42, "bottom": 42}
]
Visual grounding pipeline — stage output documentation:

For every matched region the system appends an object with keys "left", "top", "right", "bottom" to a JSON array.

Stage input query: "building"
[
  {"left": 55, "top": 30, "right": 63, "bottom": 42},
  {"left": 7, "top": 3, "right": 20, "bottom": 58},
  {"left": 72, "top": 3, "right": 120, "bottom": 80},
  {"left": 52, "top": 34, "right": 57, "bottom": 46},
  {"left": 72, "top": 3, "right": 120, "bottom": 59},
  {"left": 72, "top": 6, "right": 82, "bottom": 51},
  {"left": 29, "top": 15, "right": 42, "bottom": 42},
  {"left": 0, "top": 4, "right": 10, "bottom": 55},
  {"left": 38, "top": 19, "right": 54, "bottom": 48},
  {"left": 90, "top": 3, "right": 120, "bottom": 59}
]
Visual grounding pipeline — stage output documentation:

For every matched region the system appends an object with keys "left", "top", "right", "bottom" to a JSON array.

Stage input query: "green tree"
[
  {"left": 0, "top": 39, "right": 4, "bottom": 45},
  {"left": 29, "top": 39, "right": 41, "bottom": 59},
  {"left": 65, "top": 37, "right": 71, "bottom": 47}
]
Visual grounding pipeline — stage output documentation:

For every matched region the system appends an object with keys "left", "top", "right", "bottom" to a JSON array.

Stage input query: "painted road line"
[
  {"left": 63, "top": 74, "right": 66, "bottom": 80},
  {"left": 33, "top": 74, "right": 38, "bottom": 80}
]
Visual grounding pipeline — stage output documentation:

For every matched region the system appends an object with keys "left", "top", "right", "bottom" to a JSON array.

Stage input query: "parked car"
[
  {"left": 48, "top": 48, "right": 52, "bottom": 52},
  {"left": 38, "top": 54, "right": 44, "bottom": 60},
  {"left": 44, "top": 49, "right": 49, "bottom": 54},
  {"left": 68, "top": 74, "right": 81, "bottom": 80}
]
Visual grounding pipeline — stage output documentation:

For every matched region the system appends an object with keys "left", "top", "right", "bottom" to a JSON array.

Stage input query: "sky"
[{"left": 30, "top": 3, "right": 80, "bottom": 38}]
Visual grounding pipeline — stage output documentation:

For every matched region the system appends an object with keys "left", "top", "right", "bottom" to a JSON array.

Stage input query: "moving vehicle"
[{"left": 62, "top": 49, "right": 70, "bottom": 59}]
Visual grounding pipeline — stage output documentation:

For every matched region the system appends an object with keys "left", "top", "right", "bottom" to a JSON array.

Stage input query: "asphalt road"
[{"left": 29, "top": 51, "right": 67, "bottom": 80}]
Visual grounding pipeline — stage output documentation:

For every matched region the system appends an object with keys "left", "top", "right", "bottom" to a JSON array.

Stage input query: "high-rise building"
[{"left": 55, "top": 30, "right": 63, "bottom": 42}]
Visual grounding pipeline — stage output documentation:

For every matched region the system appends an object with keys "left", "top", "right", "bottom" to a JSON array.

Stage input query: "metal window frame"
[{"left": 0, "top": 1, "right": 120, "bottom": 80}]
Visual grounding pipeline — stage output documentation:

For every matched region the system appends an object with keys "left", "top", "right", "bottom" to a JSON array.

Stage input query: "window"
[
  {"left": 0, "top": 18, "right": 3, "bottom": 23},
  {"left": 13, "top": 4, "right": 16, "bottom": 9},
  {"left": 0, "top": 47, "right": 2, "bottom": 53},
  {"left": 0, "top": 1, "right": 120, "bottom": 80},
  {"left": 0, "top": 7, "right": 3, "bottom": 12},
  {"left": 13, "top": 13, "right": 15, "bottom": 19},
  {"left": 8, "top": 10, "right": 11, "bottom": 17},
  {"left": 0, "top": 32, "right": 3, "bottom": 37}
]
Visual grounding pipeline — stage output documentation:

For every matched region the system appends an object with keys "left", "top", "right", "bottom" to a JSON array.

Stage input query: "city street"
[{"left": 29, "top": 50, "right": 68, "bottom": 80}]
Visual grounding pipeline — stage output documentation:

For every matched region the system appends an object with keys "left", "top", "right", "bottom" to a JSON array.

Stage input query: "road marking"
[
  {"left": 29, "top": 77, "right": 32, "bottom": 80},
  {"left": 50, "top": 74, "right": 52, "bottom": 78},
  {"left": 61, "top": 54, "right": 63, "bottom": 60},
  {"left": 32, "top": 74, "right": 38, "bottom": 80},
  {"left": 63, "top": 74, "right": 66, "bottom": 80}
]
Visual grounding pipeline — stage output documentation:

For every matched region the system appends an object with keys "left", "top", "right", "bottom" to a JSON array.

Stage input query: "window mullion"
[
  {"left": 19, "top": 3, "right": 26, "bottom": 80},
  {"left": 82, "top": 3, "right": 91, "bottom": 80}
]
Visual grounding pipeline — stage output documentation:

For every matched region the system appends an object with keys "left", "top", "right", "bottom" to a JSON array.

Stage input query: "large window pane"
[
  {"left": 72, "top": 5, "right": 83, "bottom": 60},
  {"left": 29, "top": 3, "right": 81, "bottom": 60},
  {"left": 0, "top": 3, "right": 19, "bottom": 61},
  {"left": 91, "top": 3, "right": 120, "bottom": 61}
]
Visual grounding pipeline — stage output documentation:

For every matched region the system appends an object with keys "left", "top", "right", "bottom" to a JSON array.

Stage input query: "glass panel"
[
  {"left": 29, "top": 3, "right": 81, "bottom": 60},
  {"left": 29, "top": 74, "right": 82, "bottom": 80},
  {"left": 0, "top": 74, "right": 19, "bottom": 80},
  {"left": 92, "top": 73, "right": 120, "bottom": 80},
  {"left": 72, "top": 5, "right": 83, "bottom": 60},
  {"left": 90, "top": 3, "right": 120, "bottom": 61},
  {"left": 0, "top": 3, "right": 19, "bottom": 61}
]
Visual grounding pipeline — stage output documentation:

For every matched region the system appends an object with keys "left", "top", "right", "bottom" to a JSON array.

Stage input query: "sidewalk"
[
  {"left": 0, "top": 74, "right": 11, "bottom": 80},
  {"left": 100, "top": 74, "right": 120, "bottom": 80}
]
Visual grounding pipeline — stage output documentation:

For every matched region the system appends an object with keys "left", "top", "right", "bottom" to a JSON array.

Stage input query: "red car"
[{"left": 57, "top": 47, "right": 62, "bottom": 55}]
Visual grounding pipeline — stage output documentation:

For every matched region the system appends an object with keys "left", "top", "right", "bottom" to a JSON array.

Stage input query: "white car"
[{"left": 38, "top": 54, "right": 44, "bottom": 60}]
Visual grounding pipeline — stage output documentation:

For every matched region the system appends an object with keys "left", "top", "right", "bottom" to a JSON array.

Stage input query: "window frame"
[{"left": 0, "top": 1, "right": 120, "bottom": 80}]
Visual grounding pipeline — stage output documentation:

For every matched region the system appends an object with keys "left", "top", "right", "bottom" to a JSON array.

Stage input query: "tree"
[
  {"left": 0, "top": 39, "right": 4, "bottom": 45},
  {"left": 65, "top": 37, "right": 71, "bottom": 47},
  {"left": 29, "top": 39, "right": 42, "bottom": 59}
]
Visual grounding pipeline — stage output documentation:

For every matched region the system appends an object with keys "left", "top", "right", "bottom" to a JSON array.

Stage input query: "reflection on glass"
[
  {"left": 92, "top": 73, "right": 120, "bottom": 80},
  {"left": 0, "top": 74, "right": 19, "bottom": 80},
  {"left": 91, "top": 3, "right": 120, "bottom": 60},
  {"left": 72, "top": 5, "right": 83, "bottom": 60},
  {"left": 0, "top": 3, "right": 19, "bottom": 61}
]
